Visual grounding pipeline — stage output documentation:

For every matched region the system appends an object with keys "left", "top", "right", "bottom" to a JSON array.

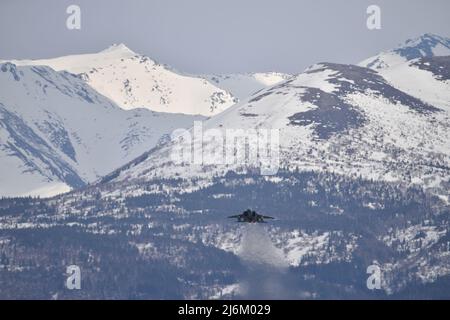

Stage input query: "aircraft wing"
[
  {"left": 228, "top": 214, "right": 241, "bottom": 218},
  {"left": 262, "top": 215, "right": 275, "bottom": 219}
]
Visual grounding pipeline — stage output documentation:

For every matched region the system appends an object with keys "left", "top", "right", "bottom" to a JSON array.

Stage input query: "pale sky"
[{"left": 1, "top": 0, "right": 449, "bottom": 74}]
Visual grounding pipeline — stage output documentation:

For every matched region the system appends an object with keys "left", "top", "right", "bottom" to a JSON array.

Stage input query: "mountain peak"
[
  {"left": 398, "top": 33, "right": 450, "bottom": 58},
  {"left": 406, "top": 33, "right": 447, "bottom": 44},
  {"left": 100, "top": 43, "right": 136, "bottom": 55},
  {"left": 360, "top": 33, "right": 450, "bottom": 69}
]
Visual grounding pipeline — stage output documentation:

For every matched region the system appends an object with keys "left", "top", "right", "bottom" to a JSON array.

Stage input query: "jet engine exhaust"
[{"left": 235, "top": 224, "right": 294, "bottom": 299}]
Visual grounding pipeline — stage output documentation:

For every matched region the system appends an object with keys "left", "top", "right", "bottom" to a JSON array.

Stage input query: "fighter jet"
[{"left": 228, "top": 209, "right": 274, "bottom": 223}]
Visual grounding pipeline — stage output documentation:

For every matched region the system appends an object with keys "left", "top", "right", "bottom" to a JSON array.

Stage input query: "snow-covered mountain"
[
  {"left": 0, "top": 62, "right": 202, "bottom": 197},
  {"left": 360, "top": 33, "right": 450, "bottom": 114},
  {"left": 103, "top": 61, "right": 449, "bottom": 199},
  {"left": 203, "top": 72, "right": 292, "bottom": 100},
  {"left": 4, "top": 44, "right": 236, "bottom": 116},
  {"left": 79, "top": 54, "right": 448, "bottom": 298},
  {"left": 0, "top": 35, "right": 449, "bottom": 299},
  {"left": 359, "top": 33, "right": 450, "bottom": 70},
  {"left": 369, "top": 56, "right": 450, "bottom": 113}
]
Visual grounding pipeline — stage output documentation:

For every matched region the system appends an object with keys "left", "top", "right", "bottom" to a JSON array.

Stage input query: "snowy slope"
[
  {"left": 360, "top": 33, "right": 450, "bottom": 112},
  {"left": 65, "top": 56, "right": 449, "bottom": 297},
  {"left": 371, "top": 56, "right": 450, "bottom": 113},
  {"left": 0, "top": 62, "right": 202, "bottom": 197},
  {"left": 203, "top": 72, "right": 292, "bottom": 100},
  {"left": 359, "top": 33, "right": 450, "bottom": 70},
  {"left": 104, "top": 61, "right": 449, "bottom": 198},
  {"left": 1, "top": 35, "right": 449, "bottom": 299},
  {"left": 4, "top": 44, "right": 236, "bottom": 116}
]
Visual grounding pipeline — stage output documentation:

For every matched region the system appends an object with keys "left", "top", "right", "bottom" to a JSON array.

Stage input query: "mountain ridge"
[
  {"left": 360, "top": 33, "right": 450, "bottom": 70},
  {"left": 0, "top": 34, "right": 449, "bottom": 299},
  {"left": 1, "top": 45, "right": 236, "bottom": 116},
  {"left": 0, "top": 61, "right": 202, "bottom": 196},
  {"left": 102, "top": 60, "right": 449, "bottom": 199}
]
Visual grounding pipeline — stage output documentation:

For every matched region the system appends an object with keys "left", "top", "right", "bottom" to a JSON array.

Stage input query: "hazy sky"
[{"left": 1, "top": 0, "right": 449, "bottom": 74}]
